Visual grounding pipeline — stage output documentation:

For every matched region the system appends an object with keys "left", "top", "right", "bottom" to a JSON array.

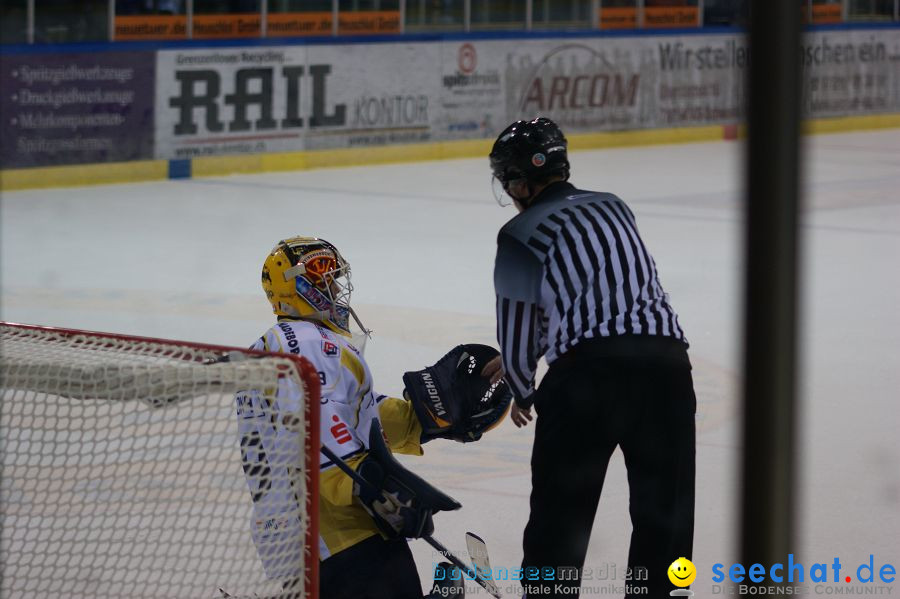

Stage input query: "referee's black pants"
[{"left": 521, "top": 337, "right": 696, "bottom": 599}]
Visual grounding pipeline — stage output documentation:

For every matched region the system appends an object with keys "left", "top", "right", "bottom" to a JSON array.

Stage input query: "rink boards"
[{"left": 2, "top": 25, "right": 900, "bottom": 189}]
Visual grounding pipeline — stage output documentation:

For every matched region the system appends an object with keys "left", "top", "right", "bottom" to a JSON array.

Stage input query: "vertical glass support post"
[
  {"left": 27, "top": 0, "right": 35, "bottom": 43},
  {"left": 332, "top": 0, "right": 339, "bottom": 35},
  {"left": 187, "top": 0, "right": 194, "bottom": 39},
  {"left": 740, "top": 0, "right": 803, "bottom": 595},
  {"left": 526, "top": 0, "right": 533, "bottom": 30},
  {"left": 261, "top": 0, "right": 268, "bottom": 37},
  {"left": 464, "top": 0, "right": 471, "bottom": 31},
  {"left": 108, "top": 0, "right": 115, "bottom": 41}
]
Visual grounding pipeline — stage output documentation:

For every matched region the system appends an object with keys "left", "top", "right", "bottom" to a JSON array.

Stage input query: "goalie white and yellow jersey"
[{"left": 236, "top": 318, "right": 423, "bottom": 579}]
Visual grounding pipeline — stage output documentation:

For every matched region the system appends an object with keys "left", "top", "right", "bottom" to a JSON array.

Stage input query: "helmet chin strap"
[
  {"left": 278, "top": 302, "right": 303, "bottom": 317},
  {"left": 349, "top": 307, "right": 372, "bottom": 355},
  {"left": 349, "top": 307, "right": 371, "bottom": 337}
]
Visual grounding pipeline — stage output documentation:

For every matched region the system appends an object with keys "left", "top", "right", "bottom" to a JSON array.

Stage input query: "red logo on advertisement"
[
  {"left": 330, "top": 415, "right": 352, "bottom": 444},
  {"left": 458, "top": 43, "right": 477, "bottom": 74},
  {"left": 322, "top": 341, "right": 338, "bottom": 356}
]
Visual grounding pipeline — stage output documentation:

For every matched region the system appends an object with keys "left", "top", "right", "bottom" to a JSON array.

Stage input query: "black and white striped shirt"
[{"left": 494, "top": 181, "right": 687, "bottom": 404}]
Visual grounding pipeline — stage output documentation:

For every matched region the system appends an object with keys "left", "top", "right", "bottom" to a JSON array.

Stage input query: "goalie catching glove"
[
  {"left": 354, "top": 420, "right": 461, "bottom": 539},
  {"left": 403, "top": 344, "right": 512, "bottom": 443}
]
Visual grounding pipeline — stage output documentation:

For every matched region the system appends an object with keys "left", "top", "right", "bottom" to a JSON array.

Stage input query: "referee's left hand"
[{"left": 510, "top": 403, "right": 533, "bottom": 428}]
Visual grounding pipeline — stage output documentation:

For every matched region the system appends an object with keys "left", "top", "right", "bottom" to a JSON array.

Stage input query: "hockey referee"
[{"left": 489, "top": 118, "right": 696, "bottom": 598}]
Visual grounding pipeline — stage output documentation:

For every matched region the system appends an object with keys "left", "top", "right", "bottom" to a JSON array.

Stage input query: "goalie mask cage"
[{"left": 0, "top": 322, "right": 320, "bottom": 599}]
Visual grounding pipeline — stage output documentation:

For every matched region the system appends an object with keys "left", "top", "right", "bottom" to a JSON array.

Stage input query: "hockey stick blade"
[{"left": 465, "top": 532, "right": 502, "bottom": 598}]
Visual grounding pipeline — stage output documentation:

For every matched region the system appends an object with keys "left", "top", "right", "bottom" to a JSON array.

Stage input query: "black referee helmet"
[{"left": 489, "top": 117, "right": 570, "bottom": 187}]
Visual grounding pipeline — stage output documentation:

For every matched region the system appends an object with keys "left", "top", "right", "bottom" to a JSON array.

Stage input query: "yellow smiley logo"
[{"left": 668, "top": 557, "right": 697, "bottom": 587}]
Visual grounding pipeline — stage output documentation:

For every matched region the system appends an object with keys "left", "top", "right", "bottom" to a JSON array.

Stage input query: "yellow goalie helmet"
[{"left": 262, "top": 236, "right": 354, "bottom": 336}]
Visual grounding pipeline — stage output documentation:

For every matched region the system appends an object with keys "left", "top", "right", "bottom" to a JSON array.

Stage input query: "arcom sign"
[{"left": 510, "top": 43, "right": 640, "bottom": 131}]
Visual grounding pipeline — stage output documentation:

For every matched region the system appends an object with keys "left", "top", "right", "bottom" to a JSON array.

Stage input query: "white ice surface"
[{"left": 2, "top": 129, "right": 899, "bottom": 596}]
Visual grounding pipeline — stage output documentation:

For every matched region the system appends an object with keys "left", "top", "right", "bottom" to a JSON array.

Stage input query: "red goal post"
[{"left": 0, "top": 322, "right": 320, "bottom": 599}]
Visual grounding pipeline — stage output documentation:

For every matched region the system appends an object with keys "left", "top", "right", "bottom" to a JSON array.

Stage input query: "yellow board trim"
[
  {"left": 0, "top": 160, "right": 168, "bottom": 191},
  {"left": 568, "top": 125, "right": 723, "bottom": 150},
  {"left": 2, "top": 113, "right": 898, "bottom": 190},
  {"left": 803, "top": 113, "right": 900, "bottom": 135},
  {"left": 189, "top": 138, "right": 496, "bottom": 177}
]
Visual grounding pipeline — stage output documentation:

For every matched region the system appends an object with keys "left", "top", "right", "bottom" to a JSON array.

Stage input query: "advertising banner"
[
  {"left": 4, "top": 27, "right": 896, "bottom": 169},
  {"left": 647, "top": 34, "right": 748, "bottom": 128},
  {"left": 115, "top": 16, "right": 187, "bottom": 41},
  {"left": 801, "top": 30, "right": 900, "bottom": 117},
  {"left": 267, "top": 13, "right": 333, "bottom": 37},
  {"left": 114, "top": 11, "right": 398, "bottom": 42},
  {"left": 337, "top": 11, "right": 401, "bottom": 35},
  {"left": 438, "top": 29, "right": 899, "bottom": 140},
  {"left": 192, "top": 14, "right": 263, "bottom": 39},
  {"left": 0, "top": 51, "right": 155, "bottom": 169},
  {"left": 501, "top": 38, "right": 650, "bottom": 132},
  {"left": 436, "top": 35, "right": 739, "bottom": 137},
  {"left": 155, "top": 47, "right": 309, "bottom": 159},
  {"left": 154, "top": 43, "right": 440, "bottom": 158},
  {"left": 435, "top": 41, "right": 504, "bottom": 140},
  {"left": 302, "top": 42, "right": 440, "bottom": 150}
]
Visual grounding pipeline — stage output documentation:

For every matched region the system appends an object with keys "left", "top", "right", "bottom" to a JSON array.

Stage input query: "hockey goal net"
[{"left": 0, "top": 322, "right": 320, "bottom": 599}]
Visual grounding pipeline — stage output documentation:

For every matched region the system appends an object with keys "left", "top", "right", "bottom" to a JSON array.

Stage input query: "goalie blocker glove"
[
  {"left": 403, "top": 344, "right": 512, "bottom": 443},
  {"left": 354, "top": 421, "right": 461, "bottom": 539}
]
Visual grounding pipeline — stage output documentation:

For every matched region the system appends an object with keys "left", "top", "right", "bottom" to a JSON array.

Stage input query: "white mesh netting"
[{"left": 0, "top": 323, "right": 319, "bottom": 599}]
